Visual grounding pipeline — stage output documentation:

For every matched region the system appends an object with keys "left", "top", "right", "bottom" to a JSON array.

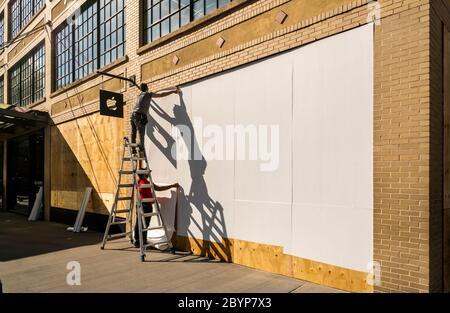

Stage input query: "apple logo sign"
[{"left": 100, "top": 90, "right": 124, "bottom": 118}]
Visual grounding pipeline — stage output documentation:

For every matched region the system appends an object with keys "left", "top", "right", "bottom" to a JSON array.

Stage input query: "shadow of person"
[
  {"left": 151, "top": 93, "right": 232, "bottom": 262},
  {"left": 148, "top": 101, "right": 177, "bottom": 168}
]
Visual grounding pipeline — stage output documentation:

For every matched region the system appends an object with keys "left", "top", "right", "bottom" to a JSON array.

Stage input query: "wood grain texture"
[
  {"left": 173, "top": 235, "right": 372, "bottom": 293},
  {"left": 50, "top": 112, "right": 124, "bottom": 215}
]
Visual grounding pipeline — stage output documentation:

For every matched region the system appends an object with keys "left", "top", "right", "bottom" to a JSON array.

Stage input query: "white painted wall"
[{"left": 145, "top": 24, "right": 373, "bottom": 272}]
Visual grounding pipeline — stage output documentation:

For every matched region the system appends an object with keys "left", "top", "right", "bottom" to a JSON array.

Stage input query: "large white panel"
[
  {"left": 187, "top": 75, "right": 236, "bottom": 242},
  {"left": 291, "top": 24, "right": 373, "bottom": 271},
  {"left": 144, "top": 25, "right": 374, "bottom": 272},
  {"left": 234, "top": 54, "right": 293, "bottom": 203},
  {"left": 234, "top": 201, "right": 291, "bottom": 248}
]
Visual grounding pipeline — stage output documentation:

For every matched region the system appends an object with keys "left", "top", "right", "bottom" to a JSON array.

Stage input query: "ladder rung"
[
  {"left": 117, "top": 197, "right": 133, "bottom": 201},
  {"left": 123, "top": 157, "right": 146, "bottom": 161},
  {"left": 143, "top": 212, "right": 159, "bottom": 218},
  {"left": 118, "top": 184, "right": 134, "bottom": 188},
  {"left": 107, "top": 232, "right": 131, "bottom": 239},
  {"left": 111, "top": 221, "right": 128, "bottom": 226},
  {"left": 115, "top": 209, "right": 131, "bottom": 214},
  {"left": 140, "top": 198, "right": 155, "bottom": 203},
  {"left": 136, "top": 170, "right": 151, "bottom": 175},
  {"left": 143, "top": 226, "right": 165, "bottom": 231},
  {"left": 128, "top": 143, "right": 140, "bottom": 148},
  {"left": 119, "top": 170, "right": 134, "bottom": 175},
  {"left": 139, "top": 184, "right": 153, "bottom": 189}
]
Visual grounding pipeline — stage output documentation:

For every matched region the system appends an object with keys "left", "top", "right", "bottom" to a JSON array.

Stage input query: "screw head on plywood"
[
  {"left": 216, "top": 36, "right": 225, "bottom": 48},
  {"left": 276, "top": 11, "right": 288, "bottom": 24},
  {"left": 172, "top": 55, "right": 180, "bottom": 65}
]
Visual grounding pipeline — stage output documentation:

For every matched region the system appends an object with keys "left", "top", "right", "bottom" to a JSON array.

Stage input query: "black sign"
[{"left": 100, "top": 90, "right": 124, "bottom": 118}]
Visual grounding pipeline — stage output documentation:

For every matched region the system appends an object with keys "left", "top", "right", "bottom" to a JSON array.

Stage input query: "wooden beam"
[
  {"left": 0, "top": 108, "right": 48, "bottom": 123},
  {"left": 0, "top": 115, "right": 38, "bottom": 127}
]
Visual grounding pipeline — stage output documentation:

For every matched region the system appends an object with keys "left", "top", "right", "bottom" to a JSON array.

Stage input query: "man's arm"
[
  {"left": 152, "top": 86, "right": 181, "bottom": 98},
  {"left": 154, "top": 183, "right": 179, "bottom": 191}
]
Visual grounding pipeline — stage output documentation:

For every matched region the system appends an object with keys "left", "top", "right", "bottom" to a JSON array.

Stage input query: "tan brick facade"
[{"left": 0, "top": 0, "right": 448, "bottom": 292}]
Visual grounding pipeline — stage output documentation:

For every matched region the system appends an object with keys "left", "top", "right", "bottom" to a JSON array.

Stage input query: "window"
[
  {"left": 74, "top": 0, "right": 98, "bottom": 80},
  {"left": 9, "top": 44, "right": 46, "bottom": 107},
  {"left": 0, "top": 76, "right": 4, "bottom": 104},
  {"left": 55, "top": 24, "right": 73, "bottom": 90},
  {"left": 144, "top": 0, "right": 231, "bottom": 44},
  {"left": 0, "top": 12, "right": 4, "bottom": 53},
  {"left": 9, "top": 0, "right": 45, "bottom": 39},
  {"left": 54, "top": 0, "right": 126, "bottom": 90}
]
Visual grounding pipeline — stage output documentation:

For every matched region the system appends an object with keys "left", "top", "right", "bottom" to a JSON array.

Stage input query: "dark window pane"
[
  {"left": 8, "top": 44, "right": 45, "bottom": 107},
  {"left": 10, "top": 0, "right": 21, "bottom": 39},
  {"left": 0, "top": 76, "right": 4, "bottom": 104},
  {"left": 10, "top": 0, "right": 46, "bottom": 40},
  {"left": 75, "top": 0, "right": 98, "bottom": 79},
  {"left": 100, "top": 0, "right": 126, "bottom": 67},
  {"left": 55, "top": 23, "right": 73, "bottom": 89},
  {"left": 0, "top": 13, "right": 4, "bottom": 53}
]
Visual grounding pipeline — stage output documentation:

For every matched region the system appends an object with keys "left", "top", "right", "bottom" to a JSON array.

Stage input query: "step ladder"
[{"left": 101, "top": 137, "right": 173, "bottom": 262}]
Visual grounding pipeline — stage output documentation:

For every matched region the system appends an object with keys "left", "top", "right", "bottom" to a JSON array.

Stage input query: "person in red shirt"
[{"left": 134, "top": 173, "right": 179, "bottom": 248}]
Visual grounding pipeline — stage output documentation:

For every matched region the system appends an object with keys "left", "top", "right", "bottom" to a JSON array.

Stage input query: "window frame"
[
  {"left": 8, "top": 43, "right": 46, "bottom": 107},
  {"left": 53, "top": 0, "right": 126, "bottom": 91},
  {"left": 0, "top": 75, "right": 4, "bottom": 104},
  {"left": 142, "top": 0, "right": 232, "bottom": 45},
  {"left": 8, "top": 0, "right": 46, "bottom": 40},
  {"left": 0, "top": 12, "right": 5, "bottom": 53}
]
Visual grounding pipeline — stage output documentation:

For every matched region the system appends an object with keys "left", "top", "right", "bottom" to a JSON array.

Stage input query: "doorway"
[{"left": 6, "top": 130, "right": 44, "bottom": 217}]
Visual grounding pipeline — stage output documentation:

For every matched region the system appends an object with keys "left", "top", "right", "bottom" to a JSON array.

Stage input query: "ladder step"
[
  {"left": 140, "top": 198, "right": 155, "bottom": 203},
  {"left": 139, "top": 184, "right": 153, "bottom": 189},
  {"left": 136, "top": 170, "right": 151, "bottom": 175},
  {"left": 118, "top": 184, "right": 134, "bottom": 188},
  {"left": 119, "top": 170, "right": 134, "bottom": 175},
  {"left": 115, "top": 209, "right": 131, "bottom": 214},
  {"left": 107, "top": 232, "right": 131, "bottom": 240},
  {"left": 111, "top": 221, "right": 128, "bottom": 226},
  {"left": 143, "top": 226, "right": 165, "bottom": 231},
  {"left": 123, "top": 157, "right": 146, "bottom": 161},
  {"left": 143, "top": 212, "right": 159, "bottom": 218},
  {"left": 128, "top": 143, "right": 140, "bottom": 148},
  {"left": 117, "top": 197, "right": 133, "bottom": 201}
]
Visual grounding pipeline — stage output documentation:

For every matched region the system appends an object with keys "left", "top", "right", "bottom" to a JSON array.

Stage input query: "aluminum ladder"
[{"left": 101, "top": 137, "right": 173, "bottom": 262}]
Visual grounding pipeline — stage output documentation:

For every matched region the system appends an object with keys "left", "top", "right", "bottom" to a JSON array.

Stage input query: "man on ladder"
[
  {"left": 131, "top": 83, "right": 180, "bottom": 156},
  {"left": 101, "top": 79, "right": 181, "bottom": 262}
]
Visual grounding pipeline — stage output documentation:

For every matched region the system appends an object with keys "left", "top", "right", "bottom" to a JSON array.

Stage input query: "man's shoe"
[{"left": 134, "top": 241, "right": 140, "bottom": 248}]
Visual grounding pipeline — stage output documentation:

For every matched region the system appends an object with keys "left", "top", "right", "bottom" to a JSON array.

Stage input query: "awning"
[{"left": 0, "top": 104, "right": 50, "bottom": 140}]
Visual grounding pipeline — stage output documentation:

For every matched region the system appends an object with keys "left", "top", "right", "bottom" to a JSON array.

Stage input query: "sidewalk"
[{"left": 0, "top": 213, "right": 343, "bottom": 293}]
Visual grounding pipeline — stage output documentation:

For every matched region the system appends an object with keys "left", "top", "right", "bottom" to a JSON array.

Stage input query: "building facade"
[{"left": 0, "top": 0, "right": 448, "bottom": 293}]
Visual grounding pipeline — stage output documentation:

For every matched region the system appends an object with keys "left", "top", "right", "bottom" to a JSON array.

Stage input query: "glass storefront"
[{"left": 6, "top": 130, "right": 44, "bottom": 217}]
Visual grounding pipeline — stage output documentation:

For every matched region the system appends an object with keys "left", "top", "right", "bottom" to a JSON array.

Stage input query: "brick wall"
[
  {"left": 373, "top": 0, "right": 432, "bottom": 293},
  {"left": 1, "top": 0, "right": 446, "bottom": 292}
]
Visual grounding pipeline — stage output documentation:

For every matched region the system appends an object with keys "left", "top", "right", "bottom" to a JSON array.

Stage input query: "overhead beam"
[
  {"left": 0, "top": 116, "right": 38, "bottom": 127},
  {"left": 0, "top": 108, "right": 49, "bottom": 123}
]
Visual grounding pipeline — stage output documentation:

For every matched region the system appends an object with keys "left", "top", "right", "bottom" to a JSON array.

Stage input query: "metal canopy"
[{"left": 0, "top": 105, "right": 50, "bottom": 140}]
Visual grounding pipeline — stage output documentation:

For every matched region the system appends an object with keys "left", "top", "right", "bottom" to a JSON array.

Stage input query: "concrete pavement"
[{"left": 0, "top": 213, "right": 343, "bottom": 293}]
